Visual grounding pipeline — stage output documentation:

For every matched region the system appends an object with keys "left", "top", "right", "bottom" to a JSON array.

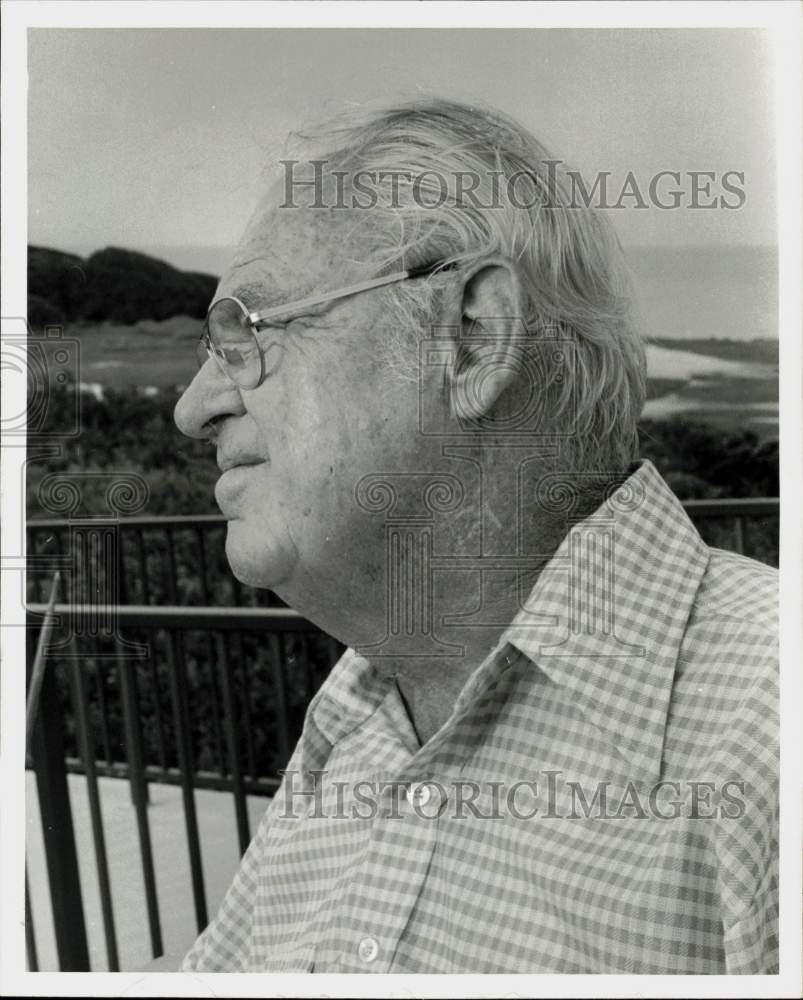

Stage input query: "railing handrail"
[
  {"left": 25, "top": 603, "right": 312, "bottom": 630},
  {"left": 24, "top": 496, "right": 780, "bottom": 530},
  {"left": 26, "top": 513, "right": 227, "bottom": 528},
  {"left": 680, "top": 497, "right": 779, "bottom": 516}
]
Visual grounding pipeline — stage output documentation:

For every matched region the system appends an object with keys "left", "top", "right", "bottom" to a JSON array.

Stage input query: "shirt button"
[
  {"left": 406, "top": 782, "right": 431, "bottom": 807},
  {"left": 358, "top": 936, "right": 379, "bottom": 963}
]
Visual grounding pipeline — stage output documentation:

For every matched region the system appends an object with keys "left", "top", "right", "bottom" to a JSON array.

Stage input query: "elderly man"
[{"left": 173, "top": 99, "right": 778, "bottom": 974}]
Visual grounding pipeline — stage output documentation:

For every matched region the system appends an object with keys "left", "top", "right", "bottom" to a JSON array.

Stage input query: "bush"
[{"left": 27, "top": 245, "right": 217, "bottom": 331}]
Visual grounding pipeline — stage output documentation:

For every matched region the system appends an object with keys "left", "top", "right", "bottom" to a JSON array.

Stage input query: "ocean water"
[{"left": 146, "top": 243, "right": 779, "bottom": 344}]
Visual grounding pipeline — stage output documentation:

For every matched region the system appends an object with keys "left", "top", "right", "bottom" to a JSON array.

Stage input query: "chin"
[{"left": 224, "top": 521, "right": 297, "bottom": 590}]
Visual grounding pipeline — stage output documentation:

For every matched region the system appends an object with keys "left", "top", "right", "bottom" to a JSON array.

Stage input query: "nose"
[{"left": 174, "top": 358, "right": 246, "bottom": 440}]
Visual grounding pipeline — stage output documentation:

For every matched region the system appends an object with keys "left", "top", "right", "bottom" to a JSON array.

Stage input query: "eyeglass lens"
[{"left": 204, "top": 297, "right": 262, "bottom": 389}]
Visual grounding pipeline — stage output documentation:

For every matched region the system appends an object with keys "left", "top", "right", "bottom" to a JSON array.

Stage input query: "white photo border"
[{"left": 2, "top": 2, "right": 800, "bottom": 997}]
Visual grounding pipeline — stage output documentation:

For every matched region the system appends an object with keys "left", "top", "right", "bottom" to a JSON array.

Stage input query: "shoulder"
[
  {"left": 668, "top": 551, "right": 778, "bottom": 943},
  {"left": 667, "top": 546, "right": 778, "bottom": 778},
  {"left": 677, "top": 544, "right": 777, "bottom": 709},
  {"left": 677, "top": 547, "right": 777, "bottom": 710},
  {"left": 689, "top": 546, "right": 777, "bottom": 632},
  {"left": 678, "top": 547, "right": 778, "bottom": 713}
]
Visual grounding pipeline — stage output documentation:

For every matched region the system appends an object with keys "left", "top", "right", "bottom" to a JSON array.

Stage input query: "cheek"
[
  {"left": 245, "top": 351, "right": 421, "bottom": 504},
  {"left": 265, "top": 384, "right": 353, "bottom": 475}
]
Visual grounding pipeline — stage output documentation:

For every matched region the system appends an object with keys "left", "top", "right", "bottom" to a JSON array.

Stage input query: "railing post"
[
  {"left": 25, "top": 868, "right": 39, "bottom": 971},
  {"left": 269, "top": 634, "right": 291, "bottom": 766},
  {"left": 215, "top": 632, "right": 251, "bottom": 855},
  {"left": 30, "top": 660, "right": 90, "bottom": 970},
  {"left": 164, "top": 628, "right": 208, "bottom": 931},
  {"left": 68, "top": 650, "right": 120, "bottom": 970},
  {"left": 117, "top": 638, "right": 163, "bottom": 957},
  {"left": 733, "top": 515, "right": 745, "bottom": 554}
]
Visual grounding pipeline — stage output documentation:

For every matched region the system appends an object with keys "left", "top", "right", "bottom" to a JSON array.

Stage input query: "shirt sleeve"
[
  {"left": 715, "top": 659, "right": 779, "bottom": 975},
  {"left": 722, "top": 842, "right": 779, "bottom": 975}
]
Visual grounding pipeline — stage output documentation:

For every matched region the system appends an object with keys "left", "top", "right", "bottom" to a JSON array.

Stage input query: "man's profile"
[{"left": 172, "top": 99, "right": 778, "bottom": 974}]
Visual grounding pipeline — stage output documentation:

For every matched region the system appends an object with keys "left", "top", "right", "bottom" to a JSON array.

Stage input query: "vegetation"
[
  {"left": 28, "top": 384, "right": 219, "bottom": 517},
  {"left": 27, "top": 381, "right": 779, "bottom": 508},
  {"left": 28, "top": 246, "right": 216, "bottom": 327}
]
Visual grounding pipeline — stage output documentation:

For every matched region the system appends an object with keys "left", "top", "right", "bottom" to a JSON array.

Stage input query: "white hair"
[{"left": 284, "top": 98, "right": 647, "bottom": 475}]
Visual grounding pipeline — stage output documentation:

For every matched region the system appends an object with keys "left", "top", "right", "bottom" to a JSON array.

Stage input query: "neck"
[
  {"left": 366, "top": 557, "right": 546, "bottom": 743},
  {"left": 279, "top": 465, "right": 620, "bottom": 740}
]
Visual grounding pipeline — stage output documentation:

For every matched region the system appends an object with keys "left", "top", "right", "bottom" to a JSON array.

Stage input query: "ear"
[{"left": 448, "top": 256, "right": 529, "bottom": 423}]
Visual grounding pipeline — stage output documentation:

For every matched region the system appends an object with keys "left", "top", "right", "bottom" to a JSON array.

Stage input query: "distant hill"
[{"left": 27, "top": 246, "right": 218, "bottom": 328}]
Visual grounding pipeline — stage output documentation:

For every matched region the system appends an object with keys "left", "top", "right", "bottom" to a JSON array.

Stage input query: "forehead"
[{"left": 217, "top": 180, "right": 376, "bottom": 308}]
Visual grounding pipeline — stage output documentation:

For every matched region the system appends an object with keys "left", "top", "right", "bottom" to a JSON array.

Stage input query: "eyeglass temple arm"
[{"left": 247, "top": 261, "right": 449, "bottom": 325}]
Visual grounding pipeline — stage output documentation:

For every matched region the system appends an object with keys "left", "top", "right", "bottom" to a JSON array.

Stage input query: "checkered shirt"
[{"left": 182, "top": 460, "right": 778, "bottom": 974}]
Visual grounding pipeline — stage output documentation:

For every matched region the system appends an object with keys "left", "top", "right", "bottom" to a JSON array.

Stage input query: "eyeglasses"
[{"left": 197, "top": 260, "right": 451, "bottom": 390}]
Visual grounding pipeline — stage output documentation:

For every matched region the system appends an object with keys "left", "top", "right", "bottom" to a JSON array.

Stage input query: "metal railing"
[
  {"left": 26, "top": 500, "right": 780, "bottom": 611},
  {"left": 27, "top": 514, "right": 263, "bottom": 608},
  {"left": 23, "top": 498, "right": 779, "bottom": 971},
  {"left": 680, "top": 496, "right": 779, "bottom": 556},
  {"left": 25, "top": 599, "right": 341, "bottom": 972}
]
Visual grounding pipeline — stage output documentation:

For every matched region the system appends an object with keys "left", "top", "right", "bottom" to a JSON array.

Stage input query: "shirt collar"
[
  {"left": 313, "top": 460, "right": 709, "bottom": 784},
  {"left": 506, "top": 459, "right": 709, "bottom": 782}
]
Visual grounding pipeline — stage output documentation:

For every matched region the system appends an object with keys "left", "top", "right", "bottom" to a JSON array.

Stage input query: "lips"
[
  {"left": 216, "top": 452, "right": 264, "bottom": 473},
  {"left": 215, "top": 457, "right": 265, "bottom": 513}
]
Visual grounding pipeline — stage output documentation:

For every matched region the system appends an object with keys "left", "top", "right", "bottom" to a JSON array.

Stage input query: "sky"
[{"left": 27, "top": 27, "right": 776, "bottom": 273}]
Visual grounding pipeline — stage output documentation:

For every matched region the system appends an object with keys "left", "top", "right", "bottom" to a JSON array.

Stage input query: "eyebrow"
[
  {"left": 216, "top": 290, "right": 304, "bottom": 327},
  {"left": 228, "top": 280, "right": 276, "bottom": 310},
  {"left": 228, "top": 278, "right": 330, "bottom": 319}
]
